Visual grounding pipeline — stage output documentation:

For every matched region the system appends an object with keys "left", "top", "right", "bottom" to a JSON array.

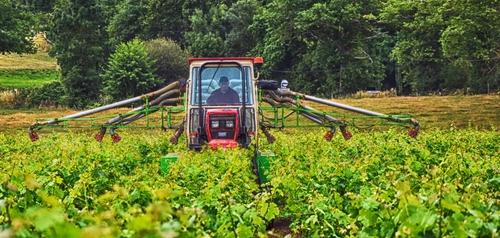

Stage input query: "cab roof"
[{"left": 188, "top": 57, "right": 264, "bottom": 65}]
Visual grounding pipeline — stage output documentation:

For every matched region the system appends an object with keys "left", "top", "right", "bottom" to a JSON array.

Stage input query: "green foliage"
[
  {"left": 185, "top": 7, "right": 228, "bottom": 57},
  {"left": 48, "top": 0, "right": 109, "bottom": 108},
  {"left": 143, "top": 0, "right": 189, "bottom": 43},
  {"left": 185, "top": 0, "right": 260, "bottom": 57},
  {"left": 0, "top": 80, "right": 65, "bottom": 108},
  {"left": 3, "top": 0, "right": 499, "bottom": 102},
  {"left": 262, "top": 129, "right": 499, "bottom": 237},
  {"left": 19, "top": 0, "right": 57, "bottom": 32},
  {"left": 19, "top": 0, "right": 56, "bottom": 13},
  {"left": 252, "top": 0, "right": 386, "bottom": 96},
  {"left": 439, "top": 0, "right": 499, "bottom": 93},
  {"left": 22, "top": 80, "right": 66, "bottom": 107},
  {"left": 440, "top": 0, "right": 499, "bottom": 62},
  {"left": 380, "top": 0, "right": 499, "bottom": 94},
  {"left": 144, "top": 38, "right": 189, "bottom": 84},
  {"left": 223, "top": 0, "right": 261, "bottom": 56},
  {"left": 0, "top": 130, "right": 278, "bottom": 237},
  {"left": 107, "top": 0, "right": 149, "bottom": 46},
  {"left": 0, "top": 129, "right": 498, "bottom": 236},
  {"left": 102, "top": 39, "right": 159, "bottom": 101},
  {"left": 0, "top": 0, "right": 36, "bottom": 54}
]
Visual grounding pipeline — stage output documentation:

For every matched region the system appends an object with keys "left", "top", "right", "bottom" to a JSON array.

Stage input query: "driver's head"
[{"left": 219, "top": 76, "right": 230, "bottom": 93}]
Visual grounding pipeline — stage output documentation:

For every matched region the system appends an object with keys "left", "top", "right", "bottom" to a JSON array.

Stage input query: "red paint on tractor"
[
  {"left": 208, "top": 139, "right": 239, "bottom": 149},
  {"left": 188, "top": 57, "right": 264, "bottom": 65},
  {"left": 205, "top": 108, "right": 239, "bottom": 149}
]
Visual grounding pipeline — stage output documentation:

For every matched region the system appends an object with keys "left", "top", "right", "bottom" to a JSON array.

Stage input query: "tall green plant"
[
  {"left": 102, "top": 39, "right": 159, "bottom": 101},
  {"left": 144, "top": 38, "right": 189, "bottom": 85},
  {"left": 380, "top": 0, "right": 499, "bottom": 94},
  {"left": 48, "top": 0, "right": 108, "bottom": 108},
  {"left": 107, "top": 0, "right": 149, "bottom": 46},
  {"left": 184, "top": 0, "right": 259, "bottom": 57},
  {"left": 143, "top": 0, "right": 189, "bottom": 43},
  {"left": 252, "top": 0, "right": 385, "bottom": 96},
  {"left": 0, "top": 0, "right": 36, "bottom": 54}
]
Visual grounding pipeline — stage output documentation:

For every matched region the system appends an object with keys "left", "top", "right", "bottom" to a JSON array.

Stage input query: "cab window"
[{"left": 190, "top": 65, "right": 253, "bottom": 105}]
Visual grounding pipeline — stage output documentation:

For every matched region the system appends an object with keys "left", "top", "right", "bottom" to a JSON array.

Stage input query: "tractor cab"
[{"left": 186, "top": 57, "right": 263, "bottom": 150}]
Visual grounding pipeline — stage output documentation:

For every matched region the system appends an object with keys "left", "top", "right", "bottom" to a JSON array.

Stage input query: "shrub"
[
  {"left": 102, "top": 39, "right": 159, "bottom": 101},
  {"left": 0, "top": 81, "right": 66, "bottom": 108},
  {"left": 144, "top": 38, "right": 188, "bottom": 85},
  {"left": 25, "top": 81, "right": 66, "bottom": 107}
]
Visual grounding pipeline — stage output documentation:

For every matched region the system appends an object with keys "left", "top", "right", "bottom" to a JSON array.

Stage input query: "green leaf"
[
  {"left": 236, "top": 224, "right": 253, "bottom": 238},
  {"left": 26, "top": 207, "right": 65, "bottom": 231}
]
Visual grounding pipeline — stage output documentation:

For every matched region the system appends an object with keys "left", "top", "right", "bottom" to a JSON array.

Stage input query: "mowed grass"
[
  {"left": 261, "top": 95, "right": 499, "bottom": 130},
  {"left": 0, "top": 95, "right": 498, "bottom": 131},
  {"left": 330, "top": 95, "right": 500, "bottom": 129},
  {"left": 0, "top": 52, "right": 57, "bottom": 70},
  {"left": 0, "top": 69, "right": 59, "bottom": 89},
  {"left": 0, "top": 52, "right": 59, "bottom": 89}
]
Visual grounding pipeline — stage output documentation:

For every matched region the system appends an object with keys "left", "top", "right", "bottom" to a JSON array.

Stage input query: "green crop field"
[
  {"left": 0, "top": 129, "right": 498, "bottom": 237},
  {"left": 0, "top": 95, "right": 499, "bottom": 237}
]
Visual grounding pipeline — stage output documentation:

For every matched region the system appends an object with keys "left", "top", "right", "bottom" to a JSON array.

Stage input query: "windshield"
[{"left": 190, "top": 65, "right": 253, "bottom": 105}]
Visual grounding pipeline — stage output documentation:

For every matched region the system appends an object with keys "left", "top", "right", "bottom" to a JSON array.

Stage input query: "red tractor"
[{"left": 184, "top": 57, "right": 263, "bottom": 150}]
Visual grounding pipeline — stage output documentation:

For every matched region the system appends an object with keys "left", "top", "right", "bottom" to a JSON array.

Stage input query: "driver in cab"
[{"left": 207, "top": 76, "right": 240, "bottom": 104}]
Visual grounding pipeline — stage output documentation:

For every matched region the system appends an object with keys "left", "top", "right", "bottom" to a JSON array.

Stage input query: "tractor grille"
[{"left": 210, "top": 115, "right": 236, "bottom": 139}]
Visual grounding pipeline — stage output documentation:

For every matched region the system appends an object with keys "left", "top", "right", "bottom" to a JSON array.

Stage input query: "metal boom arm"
[
  {"left": 29, "top": 81, "right": 185, "bottom": 142},
  {"left": 259, "top": 88, "right": 420, "bottom": 142}
]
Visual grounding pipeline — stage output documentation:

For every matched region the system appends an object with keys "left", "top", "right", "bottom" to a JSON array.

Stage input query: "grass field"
[
  {"left": 0, "top": 70, "right": 59, "bottom": 89},
  {"left": 0, "top": 52, "right": 57, "bottom": 70},
  {"left": 0, "top": 95, "right": 498, "bottom": 131},
  {"left": 312, "top": 95, "right": 500, "bottom": 129},
  {"left": 0, "top": 52, "right": 59, "bottom": 90}
]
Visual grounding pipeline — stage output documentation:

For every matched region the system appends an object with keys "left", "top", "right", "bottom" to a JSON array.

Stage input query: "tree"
[
  {"left": 107, "top": 0, "right": 148, "bottom": 46},
  {"left": 18, "top": 0, "right": 56, "bottom": 12},
  {"left": 224, "top": 0, "right": 260, "bottom": 56},
  {"left": 102, "top": 39, "right": 159, "bottom": 101},
  {"left": 0, "top": 0, "right": 36, "bottom": 54},
  {"left": 144, "top": 38, "right": 189, "bottom": 85},
  {"left": 185, "top": 6, "right": 228, "bottom": 57},
  {"left": 184, "top": 0, "right": 259, "bottom": 57},
  {"left": 48, "top": 0, "right": 108, "bottom": 108},
  {"left": 439, "top": 0, "right": 499, "bottom": 93},
  {"left": 381, "top": 0, "right": 499, "bottom": 94},
  {"left": 380, "top": 0, "right": 448, "bottom": 93},
  {"left": 143, "top": 0, "right": 190, "bottom": 43},
  {"left": 252, "top": 0, "right": 385, "bottom": 96}
]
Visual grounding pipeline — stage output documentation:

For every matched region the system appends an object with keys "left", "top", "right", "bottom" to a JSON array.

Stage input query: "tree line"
[{"left": 1, "top": 0, "right": 498, "bottom": 107}]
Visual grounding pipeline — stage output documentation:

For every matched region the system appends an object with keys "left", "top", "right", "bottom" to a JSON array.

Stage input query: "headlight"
[
  {"left": 211, "top": 120, "right": 219, "bottom": 128},
  {"left": 226, "top": 120, "right": 234, "bottom": 128}
]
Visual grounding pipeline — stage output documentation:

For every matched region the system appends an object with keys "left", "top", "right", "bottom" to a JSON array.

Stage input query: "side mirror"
[{"left": 257, "top": 80, "right": 279, "bottom": 90}]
